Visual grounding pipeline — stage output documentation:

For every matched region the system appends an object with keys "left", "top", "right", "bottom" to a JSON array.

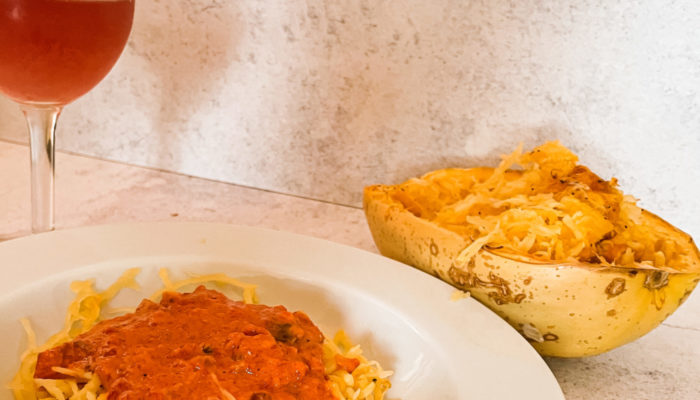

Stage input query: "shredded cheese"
[{"left": 389, "top": 141, "right": 688, "bottom": 271}]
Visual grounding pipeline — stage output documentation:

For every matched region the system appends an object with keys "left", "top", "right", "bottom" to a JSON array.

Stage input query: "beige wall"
[{"left": 1, "top": 0, "right": 699, "bottom": 236}]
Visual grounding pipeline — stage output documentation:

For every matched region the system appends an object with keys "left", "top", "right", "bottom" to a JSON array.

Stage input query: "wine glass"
[{"left": 0, "top": 0, "right": 135, "bottom": 234}]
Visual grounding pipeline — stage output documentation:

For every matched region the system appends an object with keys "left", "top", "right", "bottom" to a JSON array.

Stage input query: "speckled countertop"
[{"left": 1, "top": 140, "right": 699, "bottom": 399}]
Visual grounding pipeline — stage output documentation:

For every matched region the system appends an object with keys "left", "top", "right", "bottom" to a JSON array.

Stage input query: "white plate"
[{"left": 0, "top": 223, "right": 564, "bottom": 399}]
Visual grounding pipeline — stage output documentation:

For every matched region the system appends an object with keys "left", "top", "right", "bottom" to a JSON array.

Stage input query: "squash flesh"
[{"left": 386, "top": 141, "right": 697, "bottom": 272}]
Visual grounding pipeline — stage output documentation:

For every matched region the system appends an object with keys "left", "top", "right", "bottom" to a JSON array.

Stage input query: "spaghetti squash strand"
[
  {"left": 11, "top": 269, "right": 391, "bottom": 400},
  {"left": 400, "top": 141, "right": 691, "bottom": 271}
]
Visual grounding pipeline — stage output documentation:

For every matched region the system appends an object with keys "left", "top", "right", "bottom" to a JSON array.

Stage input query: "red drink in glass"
[
  {"left": 0, "top": 0, "right": 135, "bottom": 105},
  {"left": 0, "top": 0, "right": 135, "bottom": 235}
]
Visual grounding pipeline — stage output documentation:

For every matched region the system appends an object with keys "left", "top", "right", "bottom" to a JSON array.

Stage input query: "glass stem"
[{"left": 21, "top": 105, "right": 62, "bottom": 233}]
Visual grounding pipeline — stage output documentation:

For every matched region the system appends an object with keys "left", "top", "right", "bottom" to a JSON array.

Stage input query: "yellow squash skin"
[{"left": 364, "top": 181, "right": 700, "bottom": 358}]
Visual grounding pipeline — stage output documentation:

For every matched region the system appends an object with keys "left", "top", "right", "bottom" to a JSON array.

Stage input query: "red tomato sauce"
[{"left": 35, "top": 286, "right": 336, "bottom": 400}]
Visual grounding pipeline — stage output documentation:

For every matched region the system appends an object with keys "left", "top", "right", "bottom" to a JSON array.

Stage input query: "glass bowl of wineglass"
[{"left": 0, "top": 0, "right": 135, "bottom": 234}]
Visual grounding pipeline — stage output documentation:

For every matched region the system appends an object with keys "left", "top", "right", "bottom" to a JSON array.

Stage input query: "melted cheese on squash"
[{"left": 391, "top": 141, "right": 684, "bottom": 271}]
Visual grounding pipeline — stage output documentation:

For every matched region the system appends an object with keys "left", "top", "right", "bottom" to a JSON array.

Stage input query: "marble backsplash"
[{"left": 0, "top": 0, "right": 698, "bottom": 236}]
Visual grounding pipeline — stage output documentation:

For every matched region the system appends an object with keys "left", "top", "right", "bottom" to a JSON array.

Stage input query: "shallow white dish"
[{"left": 0, "top": 222, "right": 563, "bottom": 399}]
